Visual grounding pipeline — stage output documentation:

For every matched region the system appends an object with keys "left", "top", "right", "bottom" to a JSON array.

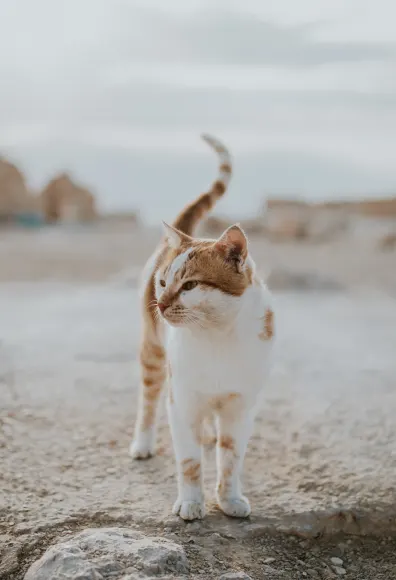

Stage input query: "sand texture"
[{"left": 1, "top": 216, "right": 396, "bottom": 579}]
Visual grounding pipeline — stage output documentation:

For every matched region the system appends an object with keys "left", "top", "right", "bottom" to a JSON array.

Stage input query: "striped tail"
[{"left": 172, "top": 134, "right": 232, "bottom": 236}]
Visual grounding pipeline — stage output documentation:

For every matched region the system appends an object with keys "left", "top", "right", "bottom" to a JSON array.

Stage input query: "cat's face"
[{"left": 155, "top": 223, "right": 252, "bottom": 329}]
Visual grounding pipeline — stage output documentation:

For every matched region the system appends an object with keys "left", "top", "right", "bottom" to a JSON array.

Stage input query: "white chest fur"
[{"left": 166, "top": 284, "right": 274, "bottom": 411}]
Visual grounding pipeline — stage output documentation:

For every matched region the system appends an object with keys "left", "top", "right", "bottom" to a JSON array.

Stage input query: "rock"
[
  {"left": 219, "top": 573, "right": 252, "bottom": 580},
  {"left": 24, "top": 527, "right": 189, "bottom": 579},
  {"left": 210, "top": 532, "right": 228, "bottom": 544},
  {"left": 330, "top": 557, "right": 343, "bottom": 566},
  {"left": 118, "top": 576, "right": 170, "bottom": 580},
  {"left": 337, "top": 543, "right": 347, "bottom": 555},
  {"left": 0, "top": 545, "right": 19, "bottom": 577},
  {"left": 14, "top": 522, "right": 32, "bottom": 535},
  {"left": 333, "top": 566, "right": 346, "bottom": 576}
]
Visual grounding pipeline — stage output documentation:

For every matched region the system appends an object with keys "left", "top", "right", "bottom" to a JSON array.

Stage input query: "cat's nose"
[{"left": 158, "top": 302, "right": 168, "bottom": 314}]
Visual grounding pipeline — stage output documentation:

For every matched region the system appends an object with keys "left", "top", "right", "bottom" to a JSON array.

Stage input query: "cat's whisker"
[
  {"left": 184, "top": 313, "right": 207, "bottom": 330},
  {"left": 190, "top": 310, "right": 225, "bottom": 326},
  {"left": 152, "top": 308, "right": 162, "bottom": 325}
]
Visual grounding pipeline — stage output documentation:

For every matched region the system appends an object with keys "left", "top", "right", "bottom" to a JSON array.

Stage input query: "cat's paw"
[
  {"left": 172, "top": 498, "right": 206, "bottom": 520},
  {"left": 217, "top": 495, "right": 251, "bottom": 518},
  {"left": 129, "top": 434, "right": 155, "bottom": 459}
]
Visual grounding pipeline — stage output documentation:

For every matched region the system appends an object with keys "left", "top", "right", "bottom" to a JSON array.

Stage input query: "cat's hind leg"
[{"left": 130, "top": 329, "right": 166, "bottom": 459}]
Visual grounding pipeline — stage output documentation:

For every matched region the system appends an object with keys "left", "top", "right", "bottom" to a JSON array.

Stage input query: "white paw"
[
  {"left": 129, "top": 434, "right": 155, "bottom": 459},
  {"left": 172, "top": 498, "right": 206, "bottom": 520},
  {"left": 218, "top": 495, "right": 251, "bottom": 518}
]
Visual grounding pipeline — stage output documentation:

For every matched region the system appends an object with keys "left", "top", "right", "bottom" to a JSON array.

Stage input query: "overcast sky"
[{"left": 0, "top": 0, "right": 395, "bottom": 219}]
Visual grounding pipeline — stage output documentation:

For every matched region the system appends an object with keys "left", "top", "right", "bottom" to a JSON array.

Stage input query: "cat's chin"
[{"left": 163, "top": 317, "right": 188, "bottom": 328}]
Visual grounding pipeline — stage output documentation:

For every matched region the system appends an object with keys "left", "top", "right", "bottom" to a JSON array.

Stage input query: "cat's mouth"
[
  {"left": 164, "top": 319, "right": 185, "bottom": 327},
  {"left": 161, "top": 309, "right": 213, "bottom": 331},
  {"left": 162, "top": 315, "right": 187, "bottom": 327},
  {"left": 159, "top": 307, "right": 187, "bottom": 327}
]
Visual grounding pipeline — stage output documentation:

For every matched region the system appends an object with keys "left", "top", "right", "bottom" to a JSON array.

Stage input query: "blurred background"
[
  {"left": 2, "top": 5, "right": 396, "bottom": 572},
  {"left": 1, "top": 0, "right": 396, "bottom": 224}
]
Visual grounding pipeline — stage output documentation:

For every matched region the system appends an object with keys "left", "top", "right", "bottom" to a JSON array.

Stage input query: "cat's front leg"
[
  {"left": 216, "top": 411, "right": 255, "bottom": 518},
  {"left": 167, "top": 398, "right": 205, "bottom": 520}
]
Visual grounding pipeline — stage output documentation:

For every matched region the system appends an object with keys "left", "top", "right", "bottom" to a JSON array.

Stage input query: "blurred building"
[
  {"left": 0, "top": 158, "right": 39, "bottom": 220},
  {"left": 40, "top": 173, "right": 96, "bottom": 223}
]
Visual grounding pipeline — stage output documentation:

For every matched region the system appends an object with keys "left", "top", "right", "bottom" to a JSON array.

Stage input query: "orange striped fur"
[{"left": 258, "top": 308, "right": 275, "bottom": 341}]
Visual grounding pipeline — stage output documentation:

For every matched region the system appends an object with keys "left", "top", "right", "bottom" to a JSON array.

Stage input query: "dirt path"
[{"left": 1, "top": 225, "right": 396, "bottom": 578}]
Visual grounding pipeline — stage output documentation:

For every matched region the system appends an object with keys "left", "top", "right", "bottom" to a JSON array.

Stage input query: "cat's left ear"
[
  {"left": 214, "top": 224, "right": 248, "bottom": 270},
  {"left": 162, "top": 222, "right": 192, "bottom": 249}
]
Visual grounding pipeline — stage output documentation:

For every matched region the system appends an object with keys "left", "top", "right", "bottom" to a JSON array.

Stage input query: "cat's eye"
[
  {"left": 182, "top": 280, "right": 198, "bottom": 291},
  {"left": 160, "top": 280, "right": 166, "bottom": 287}
]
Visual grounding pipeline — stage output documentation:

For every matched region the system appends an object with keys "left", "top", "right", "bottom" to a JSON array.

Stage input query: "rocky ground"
[{"left": 1, "top": 216, "right": 396, "bottom": 579}]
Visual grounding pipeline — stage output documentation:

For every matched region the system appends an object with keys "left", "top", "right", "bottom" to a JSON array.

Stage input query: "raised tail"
[{"left": 172, "top": 134, "right": 232, "bottom": 236}]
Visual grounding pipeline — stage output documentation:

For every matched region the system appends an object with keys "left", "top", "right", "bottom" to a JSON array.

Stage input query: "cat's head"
[{"left": 154, "top": 223, "right": 253, "bottom": 329}]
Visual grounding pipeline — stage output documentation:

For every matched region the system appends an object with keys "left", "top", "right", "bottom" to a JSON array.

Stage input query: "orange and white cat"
[{"left": 131, "top": 135, "right": 274, "bottom": 520}]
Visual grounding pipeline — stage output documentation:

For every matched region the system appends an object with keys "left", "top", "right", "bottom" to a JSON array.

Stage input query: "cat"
[{"left": 130, "top": 134, "right": 274, "bottom": 520}]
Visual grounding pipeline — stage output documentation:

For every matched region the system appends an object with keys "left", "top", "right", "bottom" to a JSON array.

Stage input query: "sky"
[{"left": 0, "top": 0, "right": 395, "bottom": 220}]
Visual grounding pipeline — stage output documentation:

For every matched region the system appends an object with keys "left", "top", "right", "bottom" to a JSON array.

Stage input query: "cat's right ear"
[
  {"left": 215, "top": 224, "right": 248, "bottom": 260},
  {"left": 162, "top": 222, "right": 190, "bottom": 249}
]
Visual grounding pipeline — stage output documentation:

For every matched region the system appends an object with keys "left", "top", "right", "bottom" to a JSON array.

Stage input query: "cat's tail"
[{"left": 172, "top": 134, "right": 232, "bottom": 236}]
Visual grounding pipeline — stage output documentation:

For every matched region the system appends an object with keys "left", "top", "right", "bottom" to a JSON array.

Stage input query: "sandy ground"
[{"left": 1, "top": 218, "right": 396, "bottom": 579}]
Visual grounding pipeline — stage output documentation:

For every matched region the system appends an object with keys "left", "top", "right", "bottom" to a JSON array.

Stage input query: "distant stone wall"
[
  {"left": 266, "top": 197, "right": 396, "bottom": 217},
  {"left": 0, "top": 158, "right": 38, "bottom": 218},
  {"left": 0, "top": 159, "right": 97, "bottom": 224},
  {"left": 40, "top": 173, "right": 97, "bottom": 223}
]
